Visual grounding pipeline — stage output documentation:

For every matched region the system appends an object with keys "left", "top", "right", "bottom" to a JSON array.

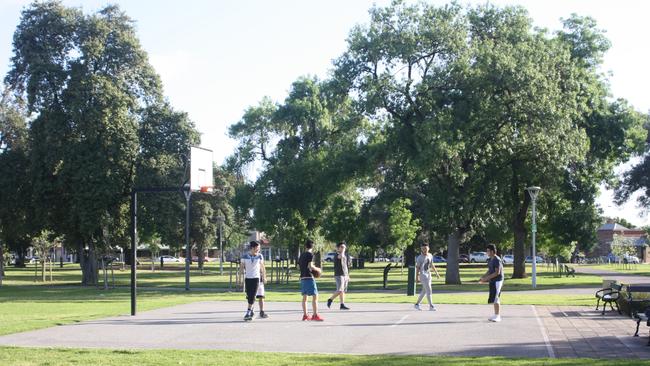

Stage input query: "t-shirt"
[
  {"left": 334, "top": 253, "right": 349, "bottom": 276},
  {"left": 241, "top": 253, "right": 263, "bottom": 279},
  {"left": 487, "top": 256, "right": 504, "bottom": 283},
  {"left": 416, "top": 254, "right": 433, "bottom": 275},
  {"left": 299, "top": 251, "right": 314, "bottom": 278}
]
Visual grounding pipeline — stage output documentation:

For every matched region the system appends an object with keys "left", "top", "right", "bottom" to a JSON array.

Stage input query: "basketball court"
[{"left": 0, "top": 301, "right": 563, "bottom": 357}]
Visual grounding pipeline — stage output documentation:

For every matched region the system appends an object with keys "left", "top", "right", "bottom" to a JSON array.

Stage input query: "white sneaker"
[
  {"left": 429, "top": 305, "right": 437, "bottom": 311},
  {"left": 414, "top": 304, "right": 421, "bottom": 311},
  {"left": 488, "top": 315, "right": 501, "bottom": 322}
]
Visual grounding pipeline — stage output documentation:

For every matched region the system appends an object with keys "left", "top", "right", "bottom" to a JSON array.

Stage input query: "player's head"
[
  {"left": 336, "top": 241, "right": 346, "bottom": 252},
  {"left": 486, "top": 243, "right": 497, "bottom": 257},
  {"left": 420, "top": 242, "right": 429, "bottom": 254},
  {"left": 305, "top": 239, "right": 314, "bottom": 250},
  {"left": 249, "top": 240, "right": 260, "bottom": 254}
]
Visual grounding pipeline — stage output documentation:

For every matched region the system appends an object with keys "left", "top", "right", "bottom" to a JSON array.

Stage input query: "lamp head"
[{"left": 526, "top": 186, "right": 541, "bottom": 200}]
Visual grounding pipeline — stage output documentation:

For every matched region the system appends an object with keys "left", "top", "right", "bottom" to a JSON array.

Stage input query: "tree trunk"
[
  {"left": 80, "top": 242, "right": 98, "bottom": 286},
  {"left": 445, "top": 229, "right": 463, "bottom": 285},
  {"left": 41, "top": 259, "right": 46, "bottom": 282},
  {"left": 198, "top": 245, "right": 205, "bottom": 274},
  {"left": 314, "top": 251, "right": 322, "bottom": 268},
  {"left": 0, "top": 244, "right": 4, "bottom": 286},
  {"left": 512, "top": 187, "right": 531, "bottom": 279}
]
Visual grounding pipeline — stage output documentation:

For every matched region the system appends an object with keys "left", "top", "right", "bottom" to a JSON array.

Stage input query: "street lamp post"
[
  {"left": 526, "top": 186, "right": 541, "bottom": 289},
  {"left": 216, "top": 215, "right": 225, "bottom": 276}
]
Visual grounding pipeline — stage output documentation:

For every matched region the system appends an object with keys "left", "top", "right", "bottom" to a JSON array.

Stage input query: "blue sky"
[{"left": 0, "top": 0, "right": 648, "bottom": 226}]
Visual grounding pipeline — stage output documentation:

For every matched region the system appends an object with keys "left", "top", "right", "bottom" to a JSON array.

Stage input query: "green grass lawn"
[
  {"left": 0, "top": 347, "right": 649, "bottom": 366},
  {"left": 2, "top": 260, "right": 602, "bottom": 292},
  {"left": 585, "top": 263, "right": 650, "bottom": 276}
]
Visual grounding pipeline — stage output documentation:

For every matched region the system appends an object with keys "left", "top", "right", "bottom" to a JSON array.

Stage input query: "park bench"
[
  {"left": 564, "top": 264, "right": 576, "bottom": 277},
  {"left": 595, "top": 282, "right": 622, "bottom": 315},
  {"left": 626, "top": 285, "right": 650, "bottom": 346}
]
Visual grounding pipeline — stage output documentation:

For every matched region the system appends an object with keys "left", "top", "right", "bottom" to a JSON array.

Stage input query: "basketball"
[{"left": 311, "top": 267, "right": 322, "bottom": 278}]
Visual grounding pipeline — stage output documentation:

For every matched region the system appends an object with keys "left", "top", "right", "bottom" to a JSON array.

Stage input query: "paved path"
[
  {"left": 576, "top": 266, "right": 650, "bottom": 285},
  {"left": 0, "top": 301, "right": 648, "bottom": 359}
]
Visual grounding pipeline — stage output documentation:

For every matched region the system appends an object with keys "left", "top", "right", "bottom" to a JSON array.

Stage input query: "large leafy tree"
[
  {"left": 0, "top": 91, "right": 31, "bottom": 267},
  {"left": 3, "top": 2, "right": 204, "bottom": 285},
  {"left": 230, "top": 77, "right": 367, "bottom": 259}
]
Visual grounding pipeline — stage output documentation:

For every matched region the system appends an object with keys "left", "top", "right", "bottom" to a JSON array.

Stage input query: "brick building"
[{"left": 595, "top": 221, "right": 649, "bottom": 262}]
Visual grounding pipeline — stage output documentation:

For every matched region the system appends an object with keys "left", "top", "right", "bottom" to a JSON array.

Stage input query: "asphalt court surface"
[{"left": 0, "top": 301, "right": 553, "bottom": 357}]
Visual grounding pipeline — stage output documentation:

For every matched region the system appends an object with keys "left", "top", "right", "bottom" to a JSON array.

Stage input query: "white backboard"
[{"left": 190, "top": 146, "right": 214, "bottom": 192}]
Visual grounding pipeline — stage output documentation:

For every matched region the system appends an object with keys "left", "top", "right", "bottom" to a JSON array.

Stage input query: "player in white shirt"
[{"left": 240, "top": 241, "right": 267, "bottom": 321}]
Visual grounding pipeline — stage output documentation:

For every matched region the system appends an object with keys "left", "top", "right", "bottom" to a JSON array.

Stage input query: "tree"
[
  {"left": 230, "top": 77, "right": 367, "bottom": 260},
  {"left": 321, "top": 191, "right": 363, "bottom": 245},
  {"left": 30, "top": 230, "right": 61, "bottom": 282},
  {"left": 0, "top": 90, "right": 31, "bottom": 267},
  {"left": 4, "top": 2, "right": 185, "bottom": 285},
  {"left": 387, "top": 198, "right": 420, "bottom": 259},
  {"left": 616, "top": 117, "right": 650, "bottom": 210}
]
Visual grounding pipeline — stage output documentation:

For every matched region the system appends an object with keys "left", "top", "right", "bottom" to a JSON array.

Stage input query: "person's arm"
[
  {"left": 239, "top": 260, "right": 245, "bottom": 275},
  {"left": 430, "top": 260, "right": 440, "bottom": 279},
  {"left": 260, "top": 258, "right": 266, "bottom": 283},
  {"left": 415, "top": 259, "right": 420, "bottom": 282}
]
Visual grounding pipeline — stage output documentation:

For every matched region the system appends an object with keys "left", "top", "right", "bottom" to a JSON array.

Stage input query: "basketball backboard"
[{"left": 190, "top": 146, "right": 213, "bottom": 192}]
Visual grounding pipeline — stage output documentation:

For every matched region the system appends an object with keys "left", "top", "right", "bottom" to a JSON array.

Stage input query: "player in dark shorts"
[
  {"left": 240, "top": 241, "right": 267, "bottom": 321},
  {"left": 479, "top": 243, "right": 504, "bottom": 322}
]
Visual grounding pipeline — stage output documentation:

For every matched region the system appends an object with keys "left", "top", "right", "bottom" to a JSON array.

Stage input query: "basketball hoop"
[{"left": 199, "top": 186, "right": 214, "bottom": 193}]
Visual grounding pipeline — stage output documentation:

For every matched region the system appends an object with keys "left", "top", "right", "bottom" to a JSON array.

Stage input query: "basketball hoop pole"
[
  {"left": 130, "top": 186, "right": 186, "bottom": 316},
  {"left": 184, "top": 184, "right": 191, "bottom": 291}
]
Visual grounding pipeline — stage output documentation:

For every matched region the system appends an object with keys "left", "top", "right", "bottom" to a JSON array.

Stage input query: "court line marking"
[
  {"left": 531, "top": 305, "right": 556, "bottom": 358},
  {"left": 390, "top": 314, "right": 410, "bottom": 328}
]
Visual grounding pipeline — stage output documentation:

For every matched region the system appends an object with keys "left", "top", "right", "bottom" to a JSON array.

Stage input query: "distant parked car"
[
  {"left": 26, "top": 256, "right": 41, "bottom": 264},
  {"left": 325, "top": 252, "right": 337, "bottom": 262},
  {"left": 525, "top": 256, "right": 544, "bottom": 264},
  {"left": 432, "top": 255, "right": 446, "bottom": 263},
  {"left": 458, "top": 254, "right": 469, "bottom": 263},
  {"left": 390, "top": 256, "right": 403, "bottom": 263},
  {"left": 502, "top": 255, "right": 514, "bottom": 264},
  {"left": 624, "top": 254, "right": 640, "bottom": 264},
  {"left": 159, "top": 255, "right": 181, "bottom": 263},
  {"left": 470, "top": 252, "right": 489, "bottom": 263}
]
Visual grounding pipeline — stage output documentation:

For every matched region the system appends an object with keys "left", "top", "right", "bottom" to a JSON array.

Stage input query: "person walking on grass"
[
  {"left": 299, "top": 239, "right": 324, "bottom": 321},
  {"left": 327, "top": 241, "right": 350, "bottom": 310},
  {"left": 414, "top": 243, "right": 440, "bottom": 311},
  {"left": 479, "top": 243, "right": 504, "bottom": 322},
  {"left": 240, "top": 241, "right": 268, "bottom": 321}
]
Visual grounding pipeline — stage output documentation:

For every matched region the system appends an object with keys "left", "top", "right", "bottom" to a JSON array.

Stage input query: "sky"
[{"left": 0, "top": 0, "right": 648, "bottom": 226}]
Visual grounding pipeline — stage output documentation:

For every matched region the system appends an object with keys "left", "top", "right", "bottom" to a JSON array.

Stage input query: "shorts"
[
  {"left": 300, "top": 278, "right": 318, "bottom": 296},
  {"left": 256, "top": 281, "right": 265, "bottom": 298},
  {"left": 488, "top": 280, "right": 503, "bottom": 304},
  {"left": 245, "top": 278, "right": 260, "bottom": 305},
  {"left": 335, "top": 275, "right": 349, "bottom": 292}
]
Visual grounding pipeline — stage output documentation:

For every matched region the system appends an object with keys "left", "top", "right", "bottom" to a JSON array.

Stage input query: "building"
[{"left": 595, "top": 221, "right": 649, "bottom": 262}]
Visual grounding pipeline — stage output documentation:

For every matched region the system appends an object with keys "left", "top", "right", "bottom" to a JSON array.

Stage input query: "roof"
[{"left": 598, "top": 223, "right": 630, "bottom": 231}]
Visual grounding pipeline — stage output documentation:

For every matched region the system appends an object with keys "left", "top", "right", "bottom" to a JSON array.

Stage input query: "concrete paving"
[
  {"left": 0, "top": 301, "right": 551, "bottom": 358},
  {"left": 1, "top": 301, "right": 648, "bottom": 359}
]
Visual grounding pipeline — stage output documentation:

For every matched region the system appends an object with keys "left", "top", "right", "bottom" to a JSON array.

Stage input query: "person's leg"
[
  {"left": 258, "top": 298, "right": 264, "bottom": 312},
  {"left": 422, "top": 273, "right": 433, "bottom": 306},
  {"left": 302, "top": 295, "right": 308, "bottom": 316},
  {"left": 313, "top": 294, "right": 319, "bottom": 315},
  {"left": 493, "top": 280, "right": 503, "bottom": 316},
  {"left": 245, "top": 279, "right": 256, "bottom": 310},
  {"left": 416, "top": 276, "right": 426, "bottom": 305}
]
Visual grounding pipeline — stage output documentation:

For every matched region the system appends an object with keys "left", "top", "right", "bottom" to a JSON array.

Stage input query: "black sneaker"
[
  {"left": 244, "top": 310, "right": 252, "bottom": 321},
  {"left": 340, "top": 304, "right": 350, "bottom": 310},
  {"left": 327, "top": 299, "right": 333, "bottom": 309},
  {"left": 259, "top": 311, "right": 269, "bottom": 319}
]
